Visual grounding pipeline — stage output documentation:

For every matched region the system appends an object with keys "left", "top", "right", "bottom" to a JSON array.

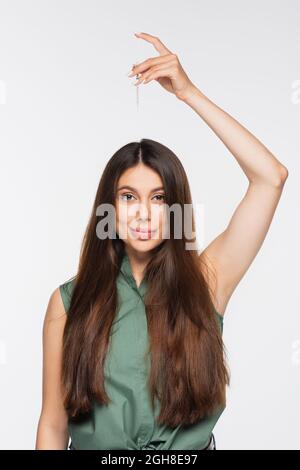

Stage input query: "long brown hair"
[{"left": 62, "top": 138, "right": 230, "bottom": 428}]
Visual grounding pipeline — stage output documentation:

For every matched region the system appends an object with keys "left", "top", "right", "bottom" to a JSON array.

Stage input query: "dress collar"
[{"left": 120, "top": 253, "right": 148, "bottom": 297}]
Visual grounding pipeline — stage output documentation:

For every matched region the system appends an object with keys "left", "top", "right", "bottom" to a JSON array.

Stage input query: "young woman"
[{"left": 35, "top": 33, "right": 288, "bottom": 450}]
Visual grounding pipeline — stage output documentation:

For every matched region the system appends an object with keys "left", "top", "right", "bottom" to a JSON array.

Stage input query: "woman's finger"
[
  {"left": 129, "top": 54, "right": 174, "bottom": 77},
  {"left": 134, "top": 65, "right": 175, "bottom": 86},
  {"left": 134, "top": 32, "right": 172, "bottom": 56}
]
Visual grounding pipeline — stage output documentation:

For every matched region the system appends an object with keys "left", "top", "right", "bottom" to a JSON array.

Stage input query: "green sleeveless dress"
[{"left": 59, "top": 253, "right": 225, "bottom": 450}]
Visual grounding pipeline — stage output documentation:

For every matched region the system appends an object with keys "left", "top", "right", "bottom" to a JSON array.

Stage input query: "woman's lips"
[
  {"left": 133, "top": 227, "right": 154, "bottom": 233},
  {"left": 129, "top": 227, "right": 157, "bottom": 238}
]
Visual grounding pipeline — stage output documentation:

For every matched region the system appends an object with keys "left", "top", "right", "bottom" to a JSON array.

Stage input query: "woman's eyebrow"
[{"left": 117, "top": 185, "right": 165, "bottom": 192}]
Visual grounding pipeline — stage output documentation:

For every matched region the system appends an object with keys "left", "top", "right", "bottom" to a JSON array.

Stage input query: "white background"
[{"left": 0, "top": 0, "right": 299, "bottom": 450}]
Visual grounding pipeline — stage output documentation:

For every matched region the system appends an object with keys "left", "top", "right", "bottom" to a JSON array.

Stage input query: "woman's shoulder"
[{"left": 59, "top": 275, "right": 77, "bottom": 314}]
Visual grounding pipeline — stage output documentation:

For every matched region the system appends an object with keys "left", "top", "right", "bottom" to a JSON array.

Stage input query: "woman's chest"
[{"left": 104, "top": 293, "right": 151, "bottom": 376}]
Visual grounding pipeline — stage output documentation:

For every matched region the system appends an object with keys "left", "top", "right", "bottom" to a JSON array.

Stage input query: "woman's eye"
[
  {"left": 153, "top": 194, "right": 165, "bottom": 201},
  {"left": 120, "top": 194, "right": 165, "bottom": 202},
  {"left": 120, "top": 193, "right": 135, "bottom": 201}
]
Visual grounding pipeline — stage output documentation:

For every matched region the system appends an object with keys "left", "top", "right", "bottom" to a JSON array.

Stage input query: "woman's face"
[{"left": 115, "top": 163, "right": 168, "bottom": 254}]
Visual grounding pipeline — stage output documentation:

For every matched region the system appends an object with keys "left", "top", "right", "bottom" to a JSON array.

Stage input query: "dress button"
[{"left": 137, "top": 437, "right": 145, "bottom": 447}]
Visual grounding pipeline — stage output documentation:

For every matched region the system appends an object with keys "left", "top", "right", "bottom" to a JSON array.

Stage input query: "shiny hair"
[{"left": 61, "top": 138, "right": 230, "bottom": 427}]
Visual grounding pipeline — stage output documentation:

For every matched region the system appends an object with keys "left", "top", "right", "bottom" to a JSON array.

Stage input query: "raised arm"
[
  {"left": 129, "top": 33, "right": 288, "bottom": 315},
  {"left": 128, "top": 32, "right": 288, "bottom": 316},
  {"left": 182, "top": 87, "right": 288, "bottom": 316}
]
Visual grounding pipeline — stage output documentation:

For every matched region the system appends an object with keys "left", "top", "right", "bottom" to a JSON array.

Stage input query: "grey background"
[{"left": 0, "top": 0, "right": 299, "bottom": 449}]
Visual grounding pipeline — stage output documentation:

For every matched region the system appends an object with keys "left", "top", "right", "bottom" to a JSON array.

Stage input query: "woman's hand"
[{"left": 128, "top": 32, "right": 197, "bottom": 101}]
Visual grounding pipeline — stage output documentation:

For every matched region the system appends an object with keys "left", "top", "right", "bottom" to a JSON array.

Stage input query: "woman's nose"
[{"left": 137, "top": 200, "right": 151, "bottom": 220}]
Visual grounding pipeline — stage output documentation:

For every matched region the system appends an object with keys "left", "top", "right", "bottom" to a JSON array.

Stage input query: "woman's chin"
[{"left": 126, "top": 238, "right": 162, "bottom": 252}]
